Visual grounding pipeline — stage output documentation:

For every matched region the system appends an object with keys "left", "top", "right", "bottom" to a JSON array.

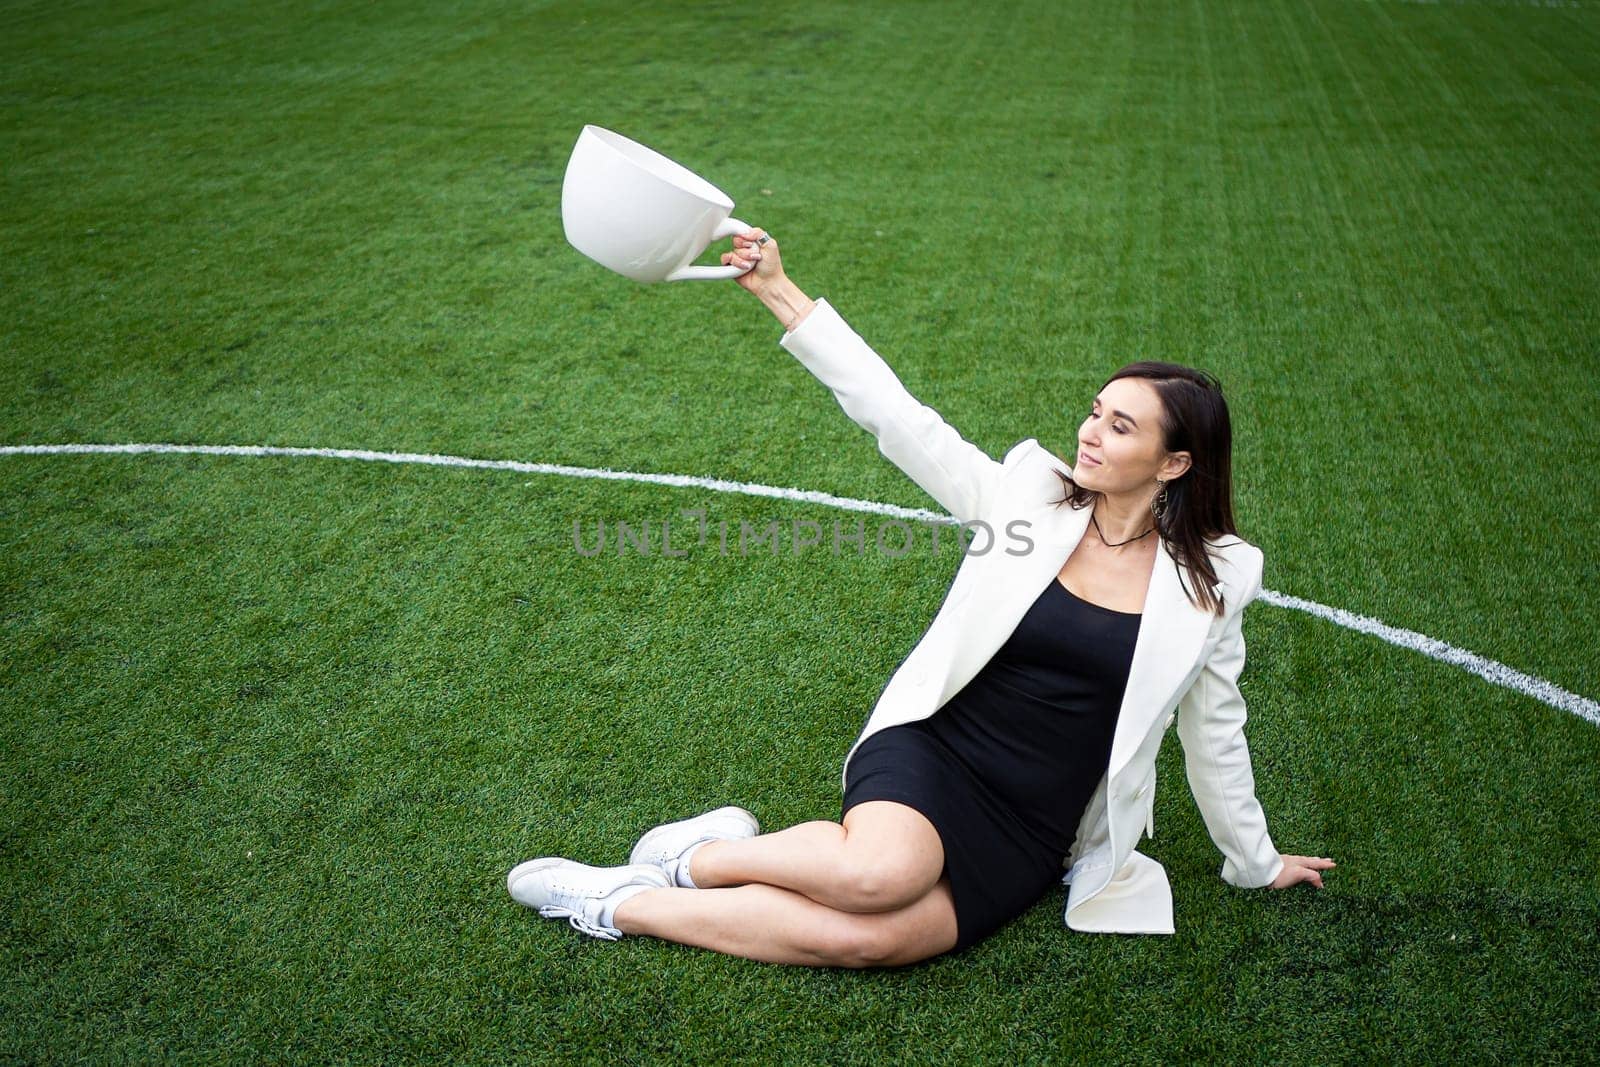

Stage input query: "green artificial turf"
[{"left": 3, "top": 0, "right": 1598, "bottom": 1062}]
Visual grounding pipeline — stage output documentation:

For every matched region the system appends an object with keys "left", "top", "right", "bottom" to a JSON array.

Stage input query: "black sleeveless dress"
[{"left": 840, "top": 574, "right": 1142, "bottom": 952}]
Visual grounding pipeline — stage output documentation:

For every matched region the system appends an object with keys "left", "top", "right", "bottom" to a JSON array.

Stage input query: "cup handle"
[{"left": 665, "top": 216, "right": 754, "bottom": 282}]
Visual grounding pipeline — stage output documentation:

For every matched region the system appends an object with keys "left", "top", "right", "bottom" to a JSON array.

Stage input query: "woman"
[{"left": 507, "top": 228, "right": 1336, "bottom": 966}]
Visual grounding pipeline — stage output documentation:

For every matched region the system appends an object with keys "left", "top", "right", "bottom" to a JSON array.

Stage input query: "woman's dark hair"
[{"left": 1053, "top": 361, "right": 1239, "bottom": 617}]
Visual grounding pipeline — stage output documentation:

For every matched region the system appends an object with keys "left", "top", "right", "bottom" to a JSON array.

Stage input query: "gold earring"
[{"left": 1151, "top": 478, "right": 1169, "bottom": 520}]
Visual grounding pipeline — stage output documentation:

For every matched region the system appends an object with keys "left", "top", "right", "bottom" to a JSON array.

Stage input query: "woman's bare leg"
[
  {"left": 611, "top": 876, "right": 960, "bottom": 968},
  {"left": 683, "top": 800, "right": 945, "bottom": 914}
]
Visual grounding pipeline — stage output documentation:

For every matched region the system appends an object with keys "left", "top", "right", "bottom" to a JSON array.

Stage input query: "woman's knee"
[
  {"left": 834, "top": 851, "right": 940, "bottom": 913},
  {"left": 817, "top": 916, "right": 912, "bottom": 969},
  {"left": 819, "top": 898, "right": 956, "bottom": 969},
  {"left": 835, "top": 803, "right": 944, "bottom": 912}
]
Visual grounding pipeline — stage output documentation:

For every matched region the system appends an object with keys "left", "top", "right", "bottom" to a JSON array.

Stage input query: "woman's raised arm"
[{"left": 725, "top": 228, "right": 1006, "bottom": 525}]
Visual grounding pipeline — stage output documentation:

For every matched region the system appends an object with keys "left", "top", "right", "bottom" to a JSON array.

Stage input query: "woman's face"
[{"left": 1074, "top": 378, "right": 1188, "bottom": 493}]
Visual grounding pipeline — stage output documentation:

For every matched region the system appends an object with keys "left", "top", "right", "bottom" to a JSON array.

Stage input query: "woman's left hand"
[{"left": 1268, "top": 854, "right": 1337, "bottom": 889}]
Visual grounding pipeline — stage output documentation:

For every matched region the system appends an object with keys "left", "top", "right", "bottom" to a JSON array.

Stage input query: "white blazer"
[{"left": 780, "top": 299, "right": 1285, "bottom": 935}]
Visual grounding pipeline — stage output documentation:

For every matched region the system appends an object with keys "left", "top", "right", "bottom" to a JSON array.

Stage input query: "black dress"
[{"left": 840, "top": 574, "right": 1142, "bottom": 952}]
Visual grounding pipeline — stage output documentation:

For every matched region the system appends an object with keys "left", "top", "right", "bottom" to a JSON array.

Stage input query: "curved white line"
[
  {"left": 1256, "top": 589, "right": 1597, "bottom": 726},
  {"left": 5, "top": 441, "right": 1596, "bottom": 727}
]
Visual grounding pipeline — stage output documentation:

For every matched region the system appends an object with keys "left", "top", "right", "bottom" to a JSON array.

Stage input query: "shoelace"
[{"left": 537, "top": 904, "right": 621, "bottom": 941}]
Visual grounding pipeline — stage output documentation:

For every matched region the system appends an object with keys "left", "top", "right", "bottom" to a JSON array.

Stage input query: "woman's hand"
[
  {"left": 723, "top": 227, "right": 785, "bottom": 296},
  {"left": 724, "top": 226, "right": 815, "bottom": 331},
  {"left": 1269, "top": 854, "right": 1337, "bottom": 889}
]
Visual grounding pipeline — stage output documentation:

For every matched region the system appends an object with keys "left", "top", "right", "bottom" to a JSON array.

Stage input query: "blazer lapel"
[{"left": 1106, "top": 531, "right": 1214, "bottom": 780}]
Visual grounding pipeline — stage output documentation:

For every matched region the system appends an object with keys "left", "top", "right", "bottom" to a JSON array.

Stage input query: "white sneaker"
[
  {"left": 506, "top": 858, "right": 670, "bottom": 940},
  {"left": 628, "top": 805, "right": 760, "bottom": 887}
]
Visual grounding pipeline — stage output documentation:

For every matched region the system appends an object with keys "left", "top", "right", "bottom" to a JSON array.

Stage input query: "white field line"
[
  {"left": 1257, "top": 590, "right": 1598, "bottom": 726},
  {"left": 5, "top": 440, "right": 1597, "bottom": 727}
]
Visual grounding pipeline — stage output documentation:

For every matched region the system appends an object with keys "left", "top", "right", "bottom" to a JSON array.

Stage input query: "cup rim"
[{"left": 580, "top": 124, "right": 734, "bottom": 210}]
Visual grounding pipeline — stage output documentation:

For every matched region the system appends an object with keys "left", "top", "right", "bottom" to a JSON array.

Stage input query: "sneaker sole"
[{"left": 629, "top": 805, "right": 761, "bottom": 868}]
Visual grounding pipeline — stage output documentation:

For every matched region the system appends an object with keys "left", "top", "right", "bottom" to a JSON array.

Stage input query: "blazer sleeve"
[
  {"left": 1174, "top": 551, "right": 1286, "bottom": 890},
  {"left": 779, "top": 298, "right": 1004, "bottom": 526}
]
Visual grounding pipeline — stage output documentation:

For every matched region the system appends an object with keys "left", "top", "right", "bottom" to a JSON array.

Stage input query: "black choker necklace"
[{"left": 1091, "top": 510, "right": 1156, "bottom": 548}]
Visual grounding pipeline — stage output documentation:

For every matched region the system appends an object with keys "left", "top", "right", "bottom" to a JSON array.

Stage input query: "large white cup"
[{"left": 561, "top": 125, "right": 754, "bottom": 283}]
